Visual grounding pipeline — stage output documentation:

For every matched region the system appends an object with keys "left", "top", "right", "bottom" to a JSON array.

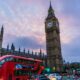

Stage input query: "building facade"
[
  {"left": 45, "top": 2, "right": 63, "bottom": 72},
  {"left": 0, "top": 26, "right": 47, "bottom": 66}
]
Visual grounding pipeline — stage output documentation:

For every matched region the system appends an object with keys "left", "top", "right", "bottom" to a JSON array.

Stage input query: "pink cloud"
[{"left": 58, "top": 15, "right": 80, "bottom": 44}]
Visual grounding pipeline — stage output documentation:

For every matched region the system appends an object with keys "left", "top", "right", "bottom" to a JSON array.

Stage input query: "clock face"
[{"left": 47, "top": 21, "right": 53, "bottom": 28}]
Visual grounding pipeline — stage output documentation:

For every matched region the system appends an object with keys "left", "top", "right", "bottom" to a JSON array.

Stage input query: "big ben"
[{"left": 45, "top": 2, "right": 63, "bottom": 72}]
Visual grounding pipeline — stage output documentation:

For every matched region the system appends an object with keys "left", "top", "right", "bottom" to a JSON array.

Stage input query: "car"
[
  {"left": 31, "top": 74, "right": 50, "bottom": 80},
  {"left": 48, "top": 73, "right": 62, "bottom": 80},
  {"left": 44, "top": 74, "right": 56, "bottom": 80}
]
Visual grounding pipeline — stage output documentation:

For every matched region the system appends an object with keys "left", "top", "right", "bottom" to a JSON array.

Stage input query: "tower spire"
[
  {"left": 47, "top": 0, "right": 55, "bottom": 19},
  {"left": 11, "top": 43, "right": 15, "bottom": 51},
  {"left": 49, "top": 0, "right": 53, "bottom": 11},
  {"left": 50, "top": 0, "right": 52, "bottom": 9},
  {"left": 1, "top": 25, "right": 4, "bottom": 37},
  {"left": 0, "top": 25, "right": 4, "bottom": 50}
]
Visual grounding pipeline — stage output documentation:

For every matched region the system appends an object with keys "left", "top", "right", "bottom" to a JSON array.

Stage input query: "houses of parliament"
[{"left": 0, "top": 2, "right": 63, "bottom": 72}]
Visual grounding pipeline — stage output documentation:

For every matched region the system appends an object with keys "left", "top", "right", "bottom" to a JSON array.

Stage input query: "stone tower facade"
[{"left": 45, "top": 2, "right": 63, "bottom": 72}]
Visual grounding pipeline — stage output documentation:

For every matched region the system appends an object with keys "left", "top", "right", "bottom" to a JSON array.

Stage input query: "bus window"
[
  {"left": 0, "top": 57, "right": 13, "bottom": 67},
  {"left": 5, "top": 57, "right": 13, "bottom": 62},
  {"left": 13, "top": 58, "right": 16, "bottom": 62},
  {"left": 0, "top": 59, "right": 6, "bottom": 67},
  {"left": 1, "top": 59, "right": 5, "bottom": 63},
  {"left": 18, "top": 59, "right": 22, "bottom": 63},
  {"left": 13, "top": 58, "right": 19, "bottom": 62},
  {"left": 16, "top": 58, "right": 19, "bottom": 62},
  {"left": 27, "top": 60, "right": 34, "bottom": 64},
  {"left": 14, "top": 70, "right": 29, "bottom": 76},
  {"left": 0, "top": 62, "right": 2, "bottom": 67},
  {"left": 15, "top": 64, "right": 22, "bottom": 69}
]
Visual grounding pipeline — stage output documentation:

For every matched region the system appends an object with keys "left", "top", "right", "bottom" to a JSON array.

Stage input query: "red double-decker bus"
[{"left": 0, "top": 55, "right": 44, "bottom": 80}]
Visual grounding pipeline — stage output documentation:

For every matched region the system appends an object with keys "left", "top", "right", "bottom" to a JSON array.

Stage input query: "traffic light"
[
  {"left": 45, "top": 67, "right": 51, "bottom": 72},
  {"left": 53, "top": 67, "right": 55, "bottom": 71}
]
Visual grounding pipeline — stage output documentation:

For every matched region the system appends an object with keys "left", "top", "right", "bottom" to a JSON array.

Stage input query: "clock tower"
[{"left": 45, "top": 2, "right": 63, "bottom": 72}]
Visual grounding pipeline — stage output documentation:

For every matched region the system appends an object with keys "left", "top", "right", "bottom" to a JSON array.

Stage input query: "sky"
[{"left": 0, "top": 0, "right": 80, "bottom": 62}]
